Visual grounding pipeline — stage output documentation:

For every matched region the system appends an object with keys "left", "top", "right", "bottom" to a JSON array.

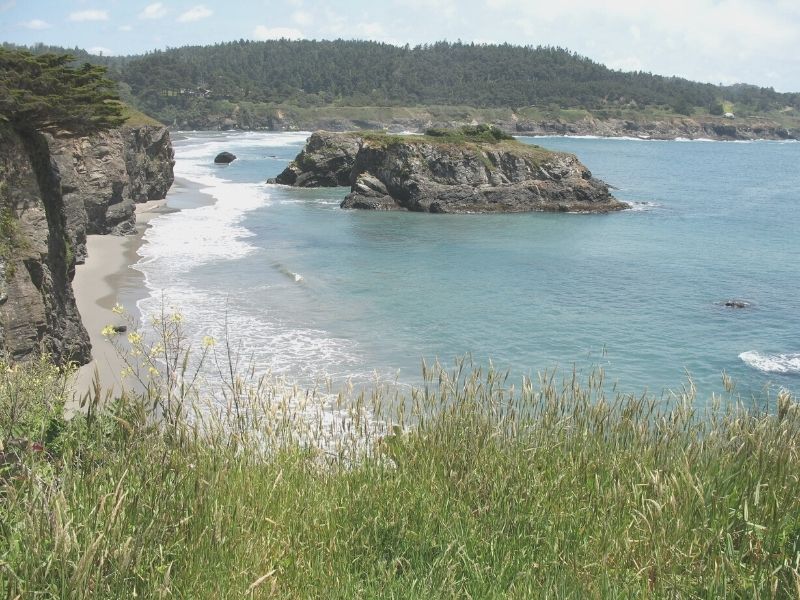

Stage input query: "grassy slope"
[
  {"left": 119, "top": 103, "right": 162, "bottom": 127},
  {"left": 2, "top": 348, "right": 799, "bottom": 598}
]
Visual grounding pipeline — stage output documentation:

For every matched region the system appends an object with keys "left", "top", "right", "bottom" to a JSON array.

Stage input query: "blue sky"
[{"left": 3, "top": 0, "right": 799, "bottom": 92}]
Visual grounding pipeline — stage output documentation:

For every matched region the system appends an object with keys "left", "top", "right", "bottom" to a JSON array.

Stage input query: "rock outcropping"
[
  {"left": 0, "top": 124, "right": 175, "bottom": 365},
  {"left": 49, "top": 125, "right": 174, "bottom": 264},
  {"left": 272, "top": 130, "right": 627, "bottom": 213},
  {"left": 0, "top": 125, "right": 90, "bottom": 363}
]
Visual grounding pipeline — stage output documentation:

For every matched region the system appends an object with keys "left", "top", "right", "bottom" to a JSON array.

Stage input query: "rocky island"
[{"left": 270, "top": 126, "right": 627, "bottom": 213}]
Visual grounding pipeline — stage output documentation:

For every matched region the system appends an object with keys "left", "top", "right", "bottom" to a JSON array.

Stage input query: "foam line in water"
[
  {"left": 739, "top": 351, "right": 800, "bottom": 374},
  {"left": 173, "top": 131, "right": 309, "bottom": 186},
  {"left": 136, "top": 181, "right": 269, "bottom": 279}
]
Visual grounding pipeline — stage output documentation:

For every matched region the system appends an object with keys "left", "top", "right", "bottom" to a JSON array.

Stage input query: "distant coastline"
[{"left": 165, "top": 107, "right": 797, "bottom": 142}]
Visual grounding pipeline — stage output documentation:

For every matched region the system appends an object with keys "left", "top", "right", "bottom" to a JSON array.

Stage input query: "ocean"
[{"left": 134, "top": 131, "right": 800, "bottom": 403}]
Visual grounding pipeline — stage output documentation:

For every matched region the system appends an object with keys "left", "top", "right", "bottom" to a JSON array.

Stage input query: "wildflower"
[
  {"left": 171, "top": 312, "right": 183, "bottom": 324},
  {"left": 202, "top": 335, "right": 216, "bottom": 348},
  {"left": 101, "top": 325, "right": 116, "bottom": 337},
  {"left": 121, "top": 366, "right": 133, "bottom": 378},
  {"left": 127, "top": 331, "right": 142, "bottom": 345},
  {"left": 148, "top": 366, "right": 159, "bottom": 377},
  {"left": 112, "top": 302, "right": 124, "bottom": 315}
]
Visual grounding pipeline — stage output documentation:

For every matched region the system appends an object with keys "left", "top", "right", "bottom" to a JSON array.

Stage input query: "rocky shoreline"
[
  {"left": 270, "top": 130, "right": 627, "bottom": 214},
  {"left": 170, "top": 108, "right": 797, "bottom": 142}
]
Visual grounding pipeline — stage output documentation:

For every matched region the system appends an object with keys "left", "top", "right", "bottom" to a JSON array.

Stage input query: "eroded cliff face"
[
  {"left": 0, "top": 124, "right": 90, "bottom": 364},
  {"left": 48, "top": 125, "right": 174, "bottom": 264},
  {"left": 0, "top": 124, "right": 175, "bottom": 365},
  {"left": 272, "top": 131, "right": 627, "bottom": 214}
]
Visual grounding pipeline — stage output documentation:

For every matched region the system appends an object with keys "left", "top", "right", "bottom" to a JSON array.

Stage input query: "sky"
[{"left": 2, "top": 0, "right": 799, "bottom": 92}]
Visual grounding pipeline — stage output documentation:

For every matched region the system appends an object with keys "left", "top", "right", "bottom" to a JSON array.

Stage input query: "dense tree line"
[{"left": 8, "top": 40, "right": 799, "bottom": 122}]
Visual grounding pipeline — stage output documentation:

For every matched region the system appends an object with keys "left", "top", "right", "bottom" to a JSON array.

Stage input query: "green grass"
[
  {"left": 119, "top": 103, "right": 162, "bottom": 127},
  {"left": 358, "top": 126, "right": 554, "bottom": 167},
  {"left": 2, "top": 340, "right": 800, "bottom": 598}
]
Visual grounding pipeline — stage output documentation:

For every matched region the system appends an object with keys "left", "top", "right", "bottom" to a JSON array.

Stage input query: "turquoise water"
[{"left": 137, "top": 131, "right": 800, "bottom": 401}]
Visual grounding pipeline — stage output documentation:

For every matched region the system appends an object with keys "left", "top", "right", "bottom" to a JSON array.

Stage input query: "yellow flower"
[
  {"left": 148, "top": 366, "right": 159, "bottom": 377},
  {"left": 127, "top": 331, "right": 142, "bottom": 345},
  {"left": 171, "top": 312, "right": 183, "bottom": 324},
  {"left": 202, "top": 336, "right": 216, "bottom": 348},
  {"left": 101, "top": 325, "right": 116, "bottom": 337},
  {"left": 112, "top": 303, "right": 124, "bottom": 315}
]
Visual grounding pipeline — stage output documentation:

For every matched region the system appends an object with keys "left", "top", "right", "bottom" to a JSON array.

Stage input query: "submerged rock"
[
  {"left": 273, "top": 129, "right": 627, "bottom": 214},
  {"left": 723, "top": 300, "right": 751, "bottom": 309},
  {"left": 214, "top": 151, "right": 237, "bottom": 164}
]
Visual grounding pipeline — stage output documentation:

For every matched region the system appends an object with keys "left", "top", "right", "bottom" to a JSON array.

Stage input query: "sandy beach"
[{"left": 69, "top": 199, "right": 172, "bottom": 409}]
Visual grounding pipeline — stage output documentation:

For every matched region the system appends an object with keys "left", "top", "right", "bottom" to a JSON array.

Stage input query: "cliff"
[
  {"left": 0, "top": 124, "right": 175, "bottom": 365},
  {"left": 272, "top": 130, "right": 627, "bottom": 214},
  {"left": 0, "top": 124, "right": 90, "bottom": 363},
  {"left": 48, "top": 125, "right": 174, "bottom": 264}
]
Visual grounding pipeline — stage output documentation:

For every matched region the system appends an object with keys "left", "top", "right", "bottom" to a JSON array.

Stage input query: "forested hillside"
[{"left": 7, "top": 40, "right": 800, "bottom": 128}]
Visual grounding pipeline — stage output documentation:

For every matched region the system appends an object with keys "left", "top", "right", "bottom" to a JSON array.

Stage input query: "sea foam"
[
  {"left": 135, "top": 130, "right": 369, "bottom": 390},
  {"left": 739, "top": 351, "right": 800, "bottom": 375}
]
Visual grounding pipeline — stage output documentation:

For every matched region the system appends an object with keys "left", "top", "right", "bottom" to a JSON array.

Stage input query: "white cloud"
[
  {"left": 88, "top": 46, "right": 114, "bottom": 56},
  {"left": 140, "top": 3, "right": 167, "bottom": 20},
  {"left": 68, "top": 9, "right": 109, "bottom": 22},
  {"left": 23, "top": 19, "right": 51, "bottom": 30},
  {"left": 292, "top": 10, "right": 312, "bottom": 26},
  {"left": 476, "top": 0, "right": 800, "bottom": 89},
  {"left": 253, "top": 26, "right": 304, "bottom": 40},
  {"left": 354, "top": 22, "right": 386, "bottom": 39},
  {"left": 401, "top": 0, "right": 456, "bottom": 18},
  {"left": 177, "top": 5, "right": 213, "bottom": 22},
  {"left": 0, "top": 1, "right": 16, "bottom": 12}
]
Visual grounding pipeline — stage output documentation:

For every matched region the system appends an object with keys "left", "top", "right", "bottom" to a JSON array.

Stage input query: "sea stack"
[{"left": 272, "top": 127, "right": 628, "bottom": 214}]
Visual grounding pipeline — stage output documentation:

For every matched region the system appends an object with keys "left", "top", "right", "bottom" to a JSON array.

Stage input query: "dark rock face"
[
  {"left": 270, "top": 132, "right": 361, "bottom": 187},
  {"left": 0, "top": 125, "right": 91, "bottom": 364},
  {"left": 214, "top": 151, "right": 237, "bottom": 164},
  {"left": 48, "top": 125, "right": 175, "bottom": 264},
  {"left": 723, "top": 300, "right": 751, "bottom": 309},
  {"left": 0, "top": 124, "right": 175, "bottom": 366},
  {"left": 275, "top": 131, "right": 627, "bottom": 214},
  {"left": 124, "top": 126, "right": 176, "bottom": 202}
]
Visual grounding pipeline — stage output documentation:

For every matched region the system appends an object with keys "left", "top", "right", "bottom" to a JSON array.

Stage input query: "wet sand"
[{"left": 69, "top": 200, "right": 173, "bottom": 409}]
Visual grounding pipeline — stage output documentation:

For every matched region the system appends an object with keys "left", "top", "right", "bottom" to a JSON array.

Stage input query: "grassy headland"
[{"left": 2, "top": 327, "right": 799, "bottom": 597}]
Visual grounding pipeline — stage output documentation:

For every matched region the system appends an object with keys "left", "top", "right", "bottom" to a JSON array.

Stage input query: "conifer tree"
[{"left": 0, "top": 48, "right": 124, "bottom": 135}]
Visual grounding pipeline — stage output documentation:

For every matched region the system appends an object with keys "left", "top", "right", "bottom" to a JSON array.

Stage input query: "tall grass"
[{"left": 1, "top": 320, "right": 799, "bottom": 597}]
